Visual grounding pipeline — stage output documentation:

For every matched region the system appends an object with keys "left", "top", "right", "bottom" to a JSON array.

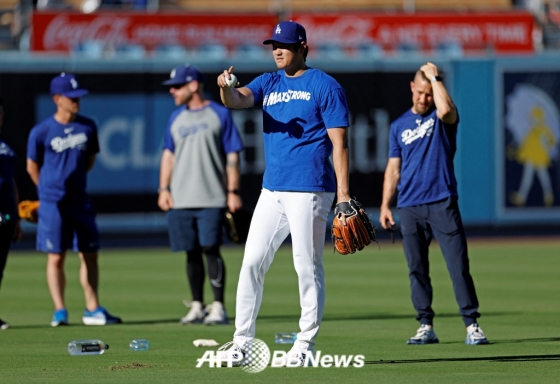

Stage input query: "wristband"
[
  {"left": 227, "top": 189, "right": 239, "bottom": 195},
  {"left": 158, "top": 186, "right": 170, "bottom": 193}
]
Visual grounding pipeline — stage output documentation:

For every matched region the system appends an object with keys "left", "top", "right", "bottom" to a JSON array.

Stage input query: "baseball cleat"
[
  {"left": 272, "top": 346, "right": 310, "bottom": 367},
  {"left": 407, "top": 324, "right": 439, "bottom": 345},
  {"left": 180, "top": 301, "right": 206, "bottom": 325},
  {"left": 214, "top": 341, "right": 245, "bottom": 367},
  {"left": 465, "top": 323, "right": 489, "bottom": 345}
]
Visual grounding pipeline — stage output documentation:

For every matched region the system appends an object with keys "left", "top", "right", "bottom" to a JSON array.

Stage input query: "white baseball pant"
[{"left": 233, "top": 188, "right": 334, "bottom": 352}]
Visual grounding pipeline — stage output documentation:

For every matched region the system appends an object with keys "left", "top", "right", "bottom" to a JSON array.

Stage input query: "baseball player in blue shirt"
[
  {"left": 26, "top": 73, "right": 121, "bottom": 327},
  {"left": 379, "top": 62, "right": 489, "bottom": 345},
  {"left": 215, "top": 21, "right": 351, "bottom": 366},
  {"left": 0, "top": 96, "right": 22, "bottom": 330},
  {"left": 158, "top": 64, "right": 244, "bottom": 325}
]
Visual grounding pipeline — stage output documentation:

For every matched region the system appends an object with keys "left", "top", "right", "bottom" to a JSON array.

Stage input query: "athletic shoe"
[
  {"left": 180, "top": 301, "right": 206, "bottom": 325},
  {"left": 272, "top": 346, "right": 310, "bottom": 367},
  {"left": 215, "top": 341, "right": 245, "bottom": 367},
  {"left": 407, "top": 324, "right": 439, "bottom": 345},
  {"left": 203, "top": 302, "right": 229, "bottom": 325},
  {"left": 51, "top": 308, "right": 69, "bottom": 327},
  {"left": 465, "top": 323, "right": 489, "bottom": 345},
  {"left": 82, "top": 306, "right": 122, "bottom": 325},
  {"left": 0, "top": 319, "right": 10, "bottom": 330}
]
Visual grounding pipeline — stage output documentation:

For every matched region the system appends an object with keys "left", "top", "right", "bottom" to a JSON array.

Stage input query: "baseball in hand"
[{"left": 225, "top": 74, "right": 237, "bottom": 88}]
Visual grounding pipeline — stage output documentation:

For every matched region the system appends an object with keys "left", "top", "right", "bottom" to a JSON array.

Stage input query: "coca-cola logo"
[
  {"left": 295, "top": 16, "right": 375, "bottom": 45},
  {"left": 43, "top": 15, "right": 130, "bottom": 50}
]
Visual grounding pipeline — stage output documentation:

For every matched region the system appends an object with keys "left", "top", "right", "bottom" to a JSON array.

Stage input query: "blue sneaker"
[
  {"left": 466, "top": 323, "right": 489, "bottom": 345},
  {"left": 51, "top": 309, "right": 69, "bottom": 327},
  {"left": 82, "top": 306, "right": 122, "bottom": 326},
  {"left": 407, "top": 324, "right": 439, "bottom": 345}
]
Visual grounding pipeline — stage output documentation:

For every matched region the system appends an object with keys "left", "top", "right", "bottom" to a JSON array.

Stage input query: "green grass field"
[{"left": 0, "top": 239, "right": 559, "bottom": 383}]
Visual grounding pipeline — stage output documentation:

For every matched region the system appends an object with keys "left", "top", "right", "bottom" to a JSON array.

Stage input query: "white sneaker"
[
  {"left": 407, "top": 324, "right": 439, "bottom": 344},
  {"left": 0, "top": 319, "right": 9, "bottom": 330},
  {"left": 215, "top": 341, "right": 245, "bottom": 367},
  {"left": 466, "top": 323, "right": 489, "bottom": 345},
  {"left": 272, "top": 346, "right": 310, "bottom": 367},
  {"left": 179, "top": 301, "right": 206, "bottom": 325},
  {"left": 203, "top": 302, "right": 229, "bottom": 325}
]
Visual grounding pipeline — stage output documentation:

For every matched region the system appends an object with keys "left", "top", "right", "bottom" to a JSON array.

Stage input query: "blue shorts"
[
  {"left": 36, "top": 200, "right": 100, "bottom": 253},
  {"left": 167, "top": 208, "right": 224, "bottom": 252}
]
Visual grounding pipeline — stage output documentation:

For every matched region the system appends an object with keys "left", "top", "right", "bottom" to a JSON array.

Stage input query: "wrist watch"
[
  {"left": 430, "top": 76, "right": 442, "bottom": 83},
  {"left": 227, "top": 189, "right": 240, "bottom": 195}
]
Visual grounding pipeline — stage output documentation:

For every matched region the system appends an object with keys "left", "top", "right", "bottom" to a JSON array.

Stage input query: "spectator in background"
[
  {"left": 26, "top": 73, "right": 122, "bottom": 327},
  {"left": 0, "top": 96, "right": 22, "bottom": 330},
  {"left": 158, "top": 64, "right": 243, "bottom": 325}
]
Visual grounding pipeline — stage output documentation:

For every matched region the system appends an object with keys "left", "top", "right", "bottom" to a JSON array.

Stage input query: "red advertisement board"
[
  {"left": 31, "top": 12, "right": 278, "bottom": 52},
  {"left": 31, "top": 11, "right": 534, "bottom": 54},
  {"left": 292, "top": 12, "right": 535, "bottom": 53}
]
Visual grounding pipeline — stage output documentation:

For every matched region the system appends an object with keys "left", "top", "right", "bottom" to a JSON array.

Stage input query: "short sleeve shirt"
[
  {"left": 27, "top": 115, "right": 99, "bottom": 203},
  {"left": 162, "top": 100, "right": 244, "bottom": 208},
  {"left": 389, "top": 108, "right": 459, "bottom": 208},
  {"left": 246, "top": 68, "right": 349, "bottom": 192}
]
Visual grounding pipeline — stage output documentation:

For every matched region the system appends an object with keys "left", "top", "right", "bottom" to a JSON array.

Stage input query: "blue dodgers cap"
[
  {"left": 50, "top": 73, "right": 89, "bottom": 98},
  {"left": 263, "top": 20, "right": 307, "bottom": 45},
  {"left": 162, "top": 64, "right": 204, "bottom": 86}
]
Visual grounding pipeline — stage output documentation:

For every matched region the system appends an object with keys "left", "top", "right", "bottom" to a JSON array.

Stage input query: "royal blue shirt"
[
  {"left": 389, "top": 108, "right": 459, "bottom": 208},
  {"left": 246, "top": 68, "right": 349, "bottom": 192},
  {"left": 27, "top": 115, "right": 99, "bottom": 203},
  {"left": 0, "top": 136, "right": 17, "bottom": 218}
]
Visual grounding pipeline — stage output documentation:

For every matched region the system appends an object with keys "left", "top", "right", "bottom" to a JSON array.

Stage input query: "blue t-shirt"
[
  {"left": 389, "top": 108, "right": 459, "bottom": 208},
  {"left": 246, "top": 68, "right": 349, "bottom": 192},
  {"left": 27, "top": 115, "right": 99, "bottom": 203},
  {"left": 0, "top": 136, "right": 17, "bottom": 218}
]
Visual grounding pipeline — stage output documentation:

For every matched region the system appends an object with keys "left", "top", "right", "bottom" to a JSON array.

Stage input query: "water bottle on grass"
[
  {"left": 274, "top": 332, "right": 297, "bottom": 344},
  {"left": 68, "top": 340, "right": 109, "bottom": 355},
  {"left": 130, "top": 339, "right": 150, "bottom": 351}
]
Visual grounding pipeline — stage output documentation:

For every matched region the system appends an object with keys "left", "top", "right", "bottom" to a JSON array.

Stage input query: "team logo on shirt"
[
  {"left": 401, "top": 118, "right": 435, "bottom": 145},
  {"left": 177, "top": 123, "right": 209, "bottom": 138},
  {"left": 263, "top": 90, "right": 311, "bottom": 107},
  {"left": 50, "top": 132, "right": 88, "bottom": 153}
]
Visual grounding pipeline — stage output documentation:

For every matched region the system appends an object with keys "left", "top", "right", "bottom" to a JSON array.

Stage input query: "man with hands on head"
[
  {"left": 379, "top": 62, "right": 489, "bottom": 345},
  {"left": 215, "top": 20, "right": 352, "bottom": 366}
]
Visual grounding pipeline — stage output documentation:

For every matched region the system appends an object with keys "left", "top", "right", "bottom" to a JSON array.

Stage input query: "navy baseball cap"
[
  {"left": 50, "top": 73, "right": 89, "bottom": 98},
  {"left": 263, "top": 21, "right": 307, "bottom": 45},
  {"left": 162, "top": 64, "right": 204, "bottom": 86}
]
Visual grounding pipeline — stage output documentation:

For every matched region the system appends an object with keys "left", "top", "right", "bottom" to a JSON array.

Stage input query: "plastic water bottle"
[
  {"left": 275, "top": 332, "right": 297, "bottom": 344},
  {"left": 67, "top": 340, "right": 109, "bottom": 355},
  {"left": 130, "top": 339, "right": 150, "bottom": 351}
]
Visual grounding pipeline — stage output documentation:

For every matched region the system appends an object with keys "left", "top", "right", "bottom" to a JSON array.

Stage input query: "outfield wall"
[{"left": 1, "top": 53, "right": 559, "bottom": 232}]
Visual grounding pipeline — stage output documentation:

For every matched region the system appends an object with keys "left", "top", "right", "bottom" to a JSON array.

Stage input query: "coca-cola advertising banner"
[
  {"left": 31, "top": 12, "right": 278, "bottom": 52},
  {"left": 293, "top": 12, "right": 535, "bottom": 53},
  {"left": 31, "top": 11, "right": 534, "bottom": 53}
]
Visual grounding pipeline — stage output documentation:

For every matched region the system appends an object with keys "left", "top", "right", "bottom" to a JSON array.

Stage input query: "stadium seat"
[{"left": 196, "top": 43, "right": 228, "bottom": 60}]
